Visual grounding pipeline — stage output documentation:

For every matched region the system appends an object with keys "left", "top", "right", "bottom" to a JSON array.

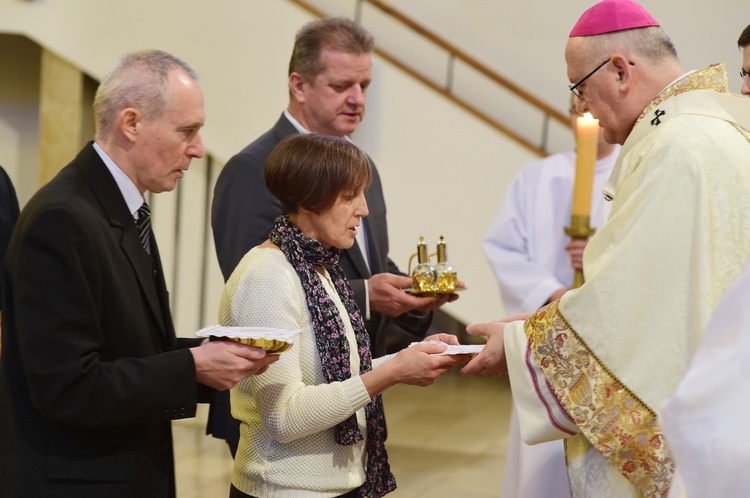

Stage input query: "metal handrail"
[{"left": 287, "top": 0, "right": 572, "bottom": 156}]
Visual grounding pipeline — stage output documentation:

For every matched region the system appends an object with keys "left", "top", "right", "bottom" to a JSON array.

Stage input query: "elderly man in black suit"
[
  {"left": 0, "top": 49, "right": 278, "bottom": 498},
  {"left": 210, "top": 17, "right": 458, "bottom": 456}
]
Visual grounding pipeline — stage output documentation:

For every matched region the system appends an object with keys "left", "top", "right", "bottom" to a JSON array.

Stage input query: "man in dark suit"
[
  {"left": 0, "top": 50, "right": 278, "bottom": 498},
  {"left": 210, "top": 17, "right": 457, "bottom": 456},
  {"left": 0, "top": 164, "right": 19, "bottom": 353}
]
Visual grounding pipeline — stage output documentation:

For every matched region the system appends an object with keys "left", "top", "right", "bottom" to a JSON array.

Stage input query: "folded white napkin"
[{"left": 409, "top": 340, "right": 484, "bottom": 355}]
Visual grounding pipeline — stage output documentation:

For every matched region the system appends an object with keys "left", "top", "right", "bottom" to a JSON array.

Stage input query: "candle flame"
[{"left": 581, "top": 112, "right": 597, "bottom": 124}]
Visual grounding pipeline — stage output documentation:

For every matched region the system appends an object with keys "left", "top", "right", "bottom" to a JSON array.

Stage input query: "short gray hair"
[
  {"left": 582, "top": 26, "right": 678, "bottom": 64},
  {"left": 93, "top": 49, "right": 198, "bottom": 139}
]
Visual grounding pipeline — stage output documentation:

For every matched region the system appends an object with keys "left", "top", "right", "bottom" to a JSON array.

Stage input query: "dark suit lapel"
[
  {"left": 341, "top": 218, "right": 381, "bottom": 279},
  {"left": 120, "top": 225, "right": 167, "bottom": 335},
  {"left": 362, "top": 217, "right": 382, "bottom": 274},
  {"left": 76, "top": 143, "right": 167, "bottom": 335},
  {"left": 149, "top": 237, "right": 175, "bottom": 344},
  {"left": 273, "top": 112, "right": 301, "bottom": 142},
  {"left": 343, "top": 240, "right": 371, "bottom": 280}
]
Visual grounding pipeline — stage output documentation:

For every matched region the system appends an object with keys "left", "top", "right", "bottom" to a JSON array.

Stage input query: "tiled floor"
[{"left": 173, "top": 369, "right": 512, "bottom": 498}]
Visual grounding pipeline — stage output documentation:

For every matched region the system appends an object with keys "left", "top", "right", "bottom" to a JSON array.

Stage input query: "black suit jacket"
[
  {"left": 0, "top": 165, "right": 20, "bottom": 307},
  {"left": 212, "top": 113, "right": 431, "bottom": 356},
  {"left": 0, "top": 143, "right": 208, "bottom": 498}
]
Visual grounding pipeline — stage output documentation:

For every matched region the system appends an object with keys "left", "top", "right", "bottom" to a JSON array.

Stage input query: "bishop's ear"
[{"left": 610, "top": 54, "right": 635, "bottom": 91}]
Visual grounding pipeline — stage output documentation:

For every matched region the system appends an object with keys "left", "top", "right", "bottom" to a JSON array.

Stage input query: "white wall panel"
[{"left": 1, "top": 0, "right": 743, "bottom": 329}]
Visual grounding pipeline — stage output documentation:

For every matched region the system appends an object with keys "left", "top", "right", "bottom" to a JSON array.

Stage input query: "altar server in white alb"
[
  {"left": 484, "top": 99, "right": 619, "bottom": 318},
  {"left": 462, "top": 0, "right": 750, "bottom": 496},
  {"left": 660, "top": 260, "right": 750, "bottom": 498},
  {"left": 484, "top": 99, "right": 618, "bottom": 498}
]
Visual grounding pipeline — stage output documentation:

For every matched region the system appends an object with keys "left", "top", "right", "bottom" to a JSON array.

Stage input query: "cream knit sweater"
[{"left": 220, "top": 247, "right": 391, "bottom": 497}]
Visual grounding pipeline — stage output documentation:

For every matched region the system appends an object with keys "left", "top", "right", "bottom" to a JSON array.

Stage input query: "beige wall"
[
  {"left": 0, "top": 34, "right": 41, "bottom": 207},
  {"left": 0, "top": 0, "right": 744, "bottom": 329},
  {"left": 317, "top": 0, "right": 748, "bottom": 106}
]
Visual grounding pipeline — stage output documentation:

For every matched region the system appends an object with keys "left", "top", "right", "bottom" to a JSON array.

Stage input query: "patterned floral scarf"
[{"left": 269, "top": 216, "right": 396, "bottom": 498}]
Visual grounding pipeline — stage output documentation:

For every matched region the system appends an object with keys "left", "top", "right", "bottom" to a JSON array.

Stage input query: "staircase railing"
[{"left": 288, "top": 0, "right": 572, "bottom": 157}]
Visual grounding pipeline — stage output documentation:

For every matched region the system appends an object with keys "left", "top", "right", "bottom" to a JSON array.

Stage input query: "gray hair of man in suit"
[{"left": 93, "top": 49, "right": 199, "bottom": 141}]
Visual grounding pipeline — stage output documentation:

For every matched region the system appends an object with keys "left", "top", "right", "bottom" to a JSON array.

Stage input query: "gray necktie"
[{"left": 135, "top": 202, "right": 151, "bottom": 255}]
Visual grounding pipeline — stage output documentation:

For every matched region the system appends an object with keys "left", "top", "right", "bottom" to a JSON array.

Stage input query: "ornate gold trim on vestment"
[{"left": 524, "top": 301, "right": 674, "bottom": 497}]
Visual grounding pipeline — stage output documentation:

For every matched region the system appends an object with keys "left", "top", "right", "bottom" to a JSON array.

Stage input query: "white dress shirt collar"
[{"left": 93, "top": 142, "right": 147, "bottom": 219}]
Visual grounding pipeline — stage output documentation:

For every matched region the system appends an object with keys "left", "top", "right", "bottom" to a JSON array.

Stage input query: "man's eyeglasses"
[
  {"left": 569, "top": 58, "right": 611, "bottom": 100},
  {"left": 741, "top": 68, "right": 749, "bottom": 81}
]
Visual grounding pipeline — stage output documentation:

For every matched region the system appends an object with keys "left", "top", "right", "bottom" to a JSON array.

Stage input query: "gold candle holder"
[{"left": 564, "top": 215, "right": 596, "bottom": 289}]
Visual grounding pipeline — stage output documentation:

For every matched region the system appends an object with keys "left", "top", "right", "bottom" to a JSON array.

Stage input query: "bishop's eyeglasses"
[{"left": 569, "top": 58, "right": 611, "bottom": 100}]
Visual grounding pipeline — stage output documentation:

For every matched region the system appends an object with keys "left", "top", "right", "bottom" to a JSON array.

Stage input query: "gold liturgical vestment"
[{"left": 504, "top": 64, "right": 750, "bottom": 498}]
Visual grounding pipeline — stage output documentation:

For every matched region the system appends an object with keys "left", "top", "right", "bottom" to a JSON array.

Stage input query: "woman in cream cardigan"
[{"left": 220, "top": 133, "right": 466, "bottom": 498}]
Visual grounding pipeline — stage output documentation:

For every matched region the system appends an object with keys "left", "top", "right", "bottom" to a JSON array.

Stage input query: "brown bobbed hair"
[{"left": 264, "top": 134, "right": 372, "bottom": 215}]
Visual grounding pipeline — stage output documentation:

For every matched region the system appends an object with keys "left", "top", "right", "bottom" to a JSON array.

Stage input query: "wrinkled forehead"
[{"left": 565, "top": 37, "right": 593, "bottom": 79}]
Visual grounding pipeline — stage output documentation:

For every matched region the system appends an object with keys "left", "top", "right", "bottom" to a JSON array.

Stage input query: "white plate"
[{"left": 196, "top": 326, "right": 303, "bottom": 353}]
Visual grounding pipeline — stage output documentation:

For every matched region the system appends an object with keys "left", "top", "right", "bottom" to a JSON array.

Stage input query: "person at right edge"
[
  {"left": 461, "top": 0, "right": 750, "bottom": 496},
  {"left": 210, "top": 17, "right": 458, "bottom": 456},
  {"left": 484, "top": 97, "right": 619, "bottom": 498},
  {"left": 739, "top": 23, "right": 750, "bottom": 97}
]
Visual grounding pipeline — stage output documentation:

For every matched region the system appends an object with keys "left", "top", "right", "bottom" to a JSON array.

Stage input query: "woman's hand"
[
  {"left": 423, "top": 332, "right": 461, "bottom": 345},
  {"left": 361, "top": 340, "right": 464, "bottom": 396}
]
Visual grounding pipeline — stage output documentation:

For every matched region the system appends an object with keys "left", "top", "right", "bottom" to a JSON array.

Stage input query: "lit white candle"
[{"left": 572, "top": 112, "right": 599, "bottom": 217}]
